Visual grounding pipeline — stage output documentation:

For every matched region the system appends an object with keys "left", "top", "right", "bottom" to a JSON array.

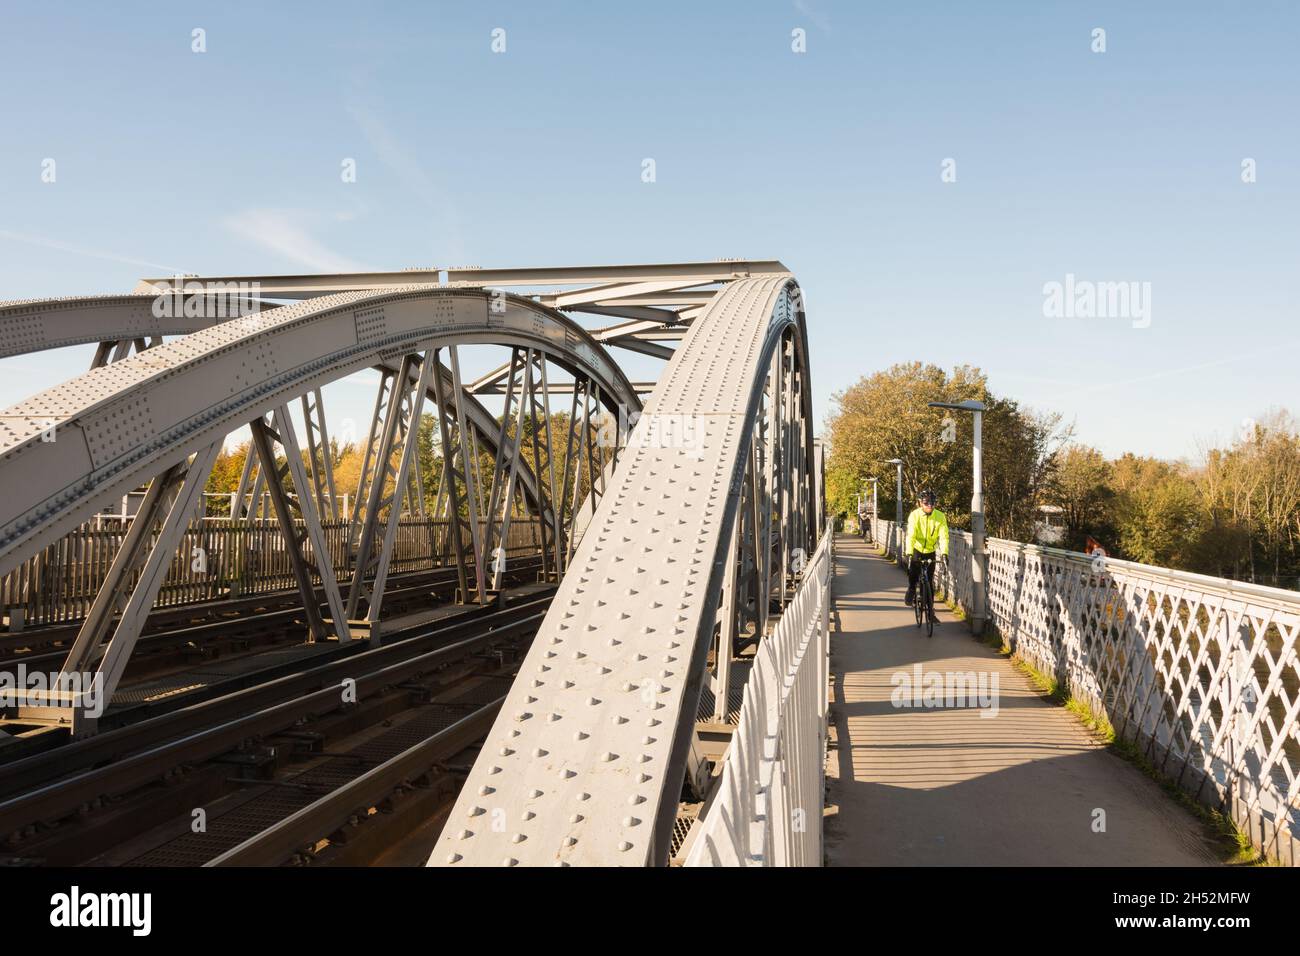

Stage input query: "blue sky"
[{"left": 1, "top": 1, "right": 1296, "bottom": 460}]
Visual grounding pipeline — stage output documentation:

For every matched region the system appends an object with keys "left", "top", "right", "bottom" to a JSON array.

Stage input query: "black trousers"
[{"left": 906, "top": 551, "right": 937, "bottom": 601}]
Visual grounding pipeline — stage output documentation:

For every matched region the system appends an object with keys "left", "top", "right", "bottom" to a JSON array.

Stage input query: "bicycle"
[{"left": 912, "top": 555, "right": 938, "bottom": 637}]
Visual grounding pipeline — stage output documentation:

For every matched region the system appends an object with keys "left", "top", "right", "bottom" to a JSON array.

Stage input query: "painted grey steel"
[
  {"left": 431, "top": 273, "right": 816, "bottom": 867},
  {"left": 0, "top": 287, "right": 637, "bottom": 581},
  {"left": 365, "top": 352, "right": 439, "bottom": 623},
  {"left": 0, "top": 292, "right": 546, "bottom": 531},
  {"left": 300, "top": 388, "right": 340, "bottom": 522},
  {"left": 0, "top": 293, "right": 269, "bottom": 359},
  {"left": 0, "top": 285, "right": 637, "bottom": 732},
  {"left": 250, "top": 408, "right": 351, "bottom": 642},
  {"left": 18, "top": 442, "right": 221, "bottom": 735}
]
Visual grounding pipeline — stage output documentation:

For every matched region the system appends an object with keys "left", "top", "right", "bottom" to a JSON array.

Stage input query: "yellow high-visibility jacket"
[{"left": 905, "top": 507, "right": 950, "bottom": 557}]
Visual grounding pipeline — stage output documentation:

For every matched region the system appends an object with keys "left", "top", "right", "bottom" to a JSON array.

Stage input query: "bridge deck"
[{"left": 826, "top": 534, "right": 1221, "bottom": 866}]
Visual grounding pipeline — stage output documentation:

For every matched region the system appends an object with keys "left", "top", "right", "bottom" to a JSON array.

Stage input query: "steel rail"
[
  {"left": 0, "top": 607, "right": 545, "bottom": 838},
  {"left": 0, "top": 593, "right": 552, "bottom": 813},
  {"left": 206, "top": 698, "right": 504, "bottom": 867}
]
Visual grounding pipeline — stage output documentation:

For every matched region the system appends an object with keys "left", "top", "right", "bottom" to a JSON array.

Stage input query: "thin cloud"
[
  {"left": 794, "top": 0, "right": 832, "bottom": 35},
  {"left": 222, "top": 209, "right": 372, "bottom": 273},
  {"left": 344, "top": 95, "right": 466, "bottom": 263},
  {"left": 0, "top": 229, "right": 182, "bottom": 274}
]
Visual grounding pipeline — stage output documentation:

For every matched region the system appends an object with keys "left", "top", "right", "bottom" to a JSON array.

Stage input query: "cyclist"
[{"left": 904, "top": 489, "right": 949, "bottom": 607}]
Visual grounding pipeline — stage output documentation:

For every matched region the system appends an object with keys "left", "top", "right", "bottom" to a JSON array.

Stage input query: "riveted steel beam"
[
  {"left": 431, "top": 273, "right": 815, "bottom": 867},
  {"left": 17, "top": 442, "right": 221, "bottom": 736},
  {"left": 0, "top": 288, "right": 638, "bottom": 580}
]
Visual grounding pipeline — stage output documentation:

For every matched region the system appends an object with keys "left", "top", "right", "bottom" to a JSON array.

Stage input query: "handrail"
[
  {"left": 685, "top": 527, "right": 833, "bottom": 866},
  {"left": 874, "top": 516, "right": 1299, "bottom": 864}
]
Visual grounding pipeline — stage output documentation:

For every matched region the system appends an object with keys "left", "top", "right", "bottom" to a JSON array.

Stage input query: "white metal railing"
[
  {"left": 874, "top": 516, "right": 1300, "bottom": 862},
  {"left": 685, "top": 528, "right": 833, "bottom": 866}
]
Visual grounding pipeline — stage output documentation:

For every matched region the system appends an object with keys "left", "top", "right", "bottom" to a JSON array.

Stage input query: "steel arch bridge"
[{"left": 0, "top": 260, "right": 824, "bottom": 864}]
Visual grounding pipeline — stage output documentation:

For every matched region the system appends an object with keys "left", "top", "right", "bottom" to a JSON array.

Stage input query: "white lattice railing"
[
  {"left": 685, "top": 528, "right": 833, "bottom": 866},
  {"left": 875, "top": 517, "right": 1300, "bottom": 863}
]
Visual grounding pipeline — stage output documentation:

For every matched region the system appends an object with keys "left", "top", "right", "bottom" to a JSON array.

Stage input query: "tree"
[
  {"left": 825, "top": 362, "right": 1064, "bottom": 538},
  {"left": 1045, "top": 445, "right": 1116, "bottom": 551},
  {"left": 1110, "top": 456, "right": 1203, "bottom": 567}
]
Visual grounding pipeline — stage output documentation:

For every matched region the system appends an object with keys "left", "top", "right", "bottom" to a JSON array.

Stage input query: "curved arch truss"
[
  {"left": 0, "top": 285, "right": 641, "bottom": 735},
  {"left": 432, "top": 274, "right": 820, "bottom": 867},
  {"left": 0, "top": 259, "right": 822, "bottom": 829}
]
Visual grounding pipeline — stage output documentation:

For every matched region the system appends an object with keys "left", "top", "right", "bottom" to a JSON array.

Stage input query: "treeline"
[
  {"left": 1050, "top": 413, "right": 1300, "bottom": 587},
  {"left": 826, "top": 363, "right": 1300, "bottom": 590}
]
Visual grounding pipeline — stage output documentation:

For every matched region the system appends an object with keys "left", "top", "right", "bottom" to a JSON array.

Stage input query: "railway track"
[
  {"left": 0, "top": 557, "right": 545, "bottom": 756},
  {"left": 0, "top": 589, "right": 553, "bottom": 865},
  {"left": 0, "top": 554, "right": 544, "bottom": 672}
]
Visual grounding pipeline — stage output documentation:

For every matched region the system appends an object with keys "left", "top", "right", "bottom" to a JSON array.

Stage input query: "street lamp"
[
  {"left": 928, "top": 400, "right": 987, "bottom": 635},
  {"left": 885, "top": 458, "right": 903, "bottom": 563},
  {"left": 866, "top": 477, "right": 879, "bottom": 542}
]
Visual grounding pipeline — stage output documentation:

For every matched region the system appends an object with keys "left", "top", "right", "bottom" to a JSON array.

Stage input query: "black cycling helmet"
[{"left": 918, "top": 489, "right": 936, "bottom": 506}]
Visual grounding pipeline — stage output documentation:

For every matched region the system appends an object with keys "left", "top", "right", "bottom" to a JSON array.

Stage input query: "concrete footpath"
[{"left": 825, "top": 534, "right": 1220, "bottom": 866}]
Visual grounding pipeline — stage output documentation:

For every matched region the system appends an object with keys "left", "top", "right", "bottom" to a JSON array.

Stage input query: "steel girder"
[
  {"left": 0, "top": 288, "right": 638, "bottom": 581},
  {"left": 17, "top": 442, "right": 222, "bottom": 736},
  {"left": 0, "top": 293, "right": 268, "bottom": 359},
  {"left": 431, "top": 273, "right": 816, "bottom": 867},
  {"left": 0, "top": 292, "right": 552, "bottom": 526}
]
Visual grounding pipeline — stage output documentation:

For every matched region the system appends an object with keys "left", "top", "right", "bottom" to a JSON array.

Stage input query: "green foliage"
[
  {"left": 825, "top": 362, "right": 1065, "bottom": 539},
  {"left": 829, "top": 364, "right": 1299, "bottom": 590}
]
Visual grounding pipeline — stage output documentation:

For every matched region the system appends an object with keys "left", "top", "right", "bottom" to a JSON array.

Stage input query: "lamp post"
[
  {"left": 885, "top": 458, "right": 903, "bottom": 563},
  {"left": 867, "top": 477, "right": 879, "bottom": 542},
  {"left": 928, "top": 400, "right": 987, "bottom": 635}
]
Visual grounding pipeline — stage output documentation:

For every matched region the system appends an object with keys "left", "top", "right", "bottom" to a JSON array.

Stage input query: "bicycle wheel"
[
  {"left": 925, "top": 583, "right": 935, "bottom": 638},
  {"left": 913, "top": 581, "right": 923, "bottom": 628}
]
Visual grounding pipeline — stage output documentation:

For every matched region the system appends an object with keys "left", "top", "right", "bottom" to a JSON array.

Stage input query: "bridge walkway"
[{"left": 825, "top": 534, "right": 1222, "bottom": 866}]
